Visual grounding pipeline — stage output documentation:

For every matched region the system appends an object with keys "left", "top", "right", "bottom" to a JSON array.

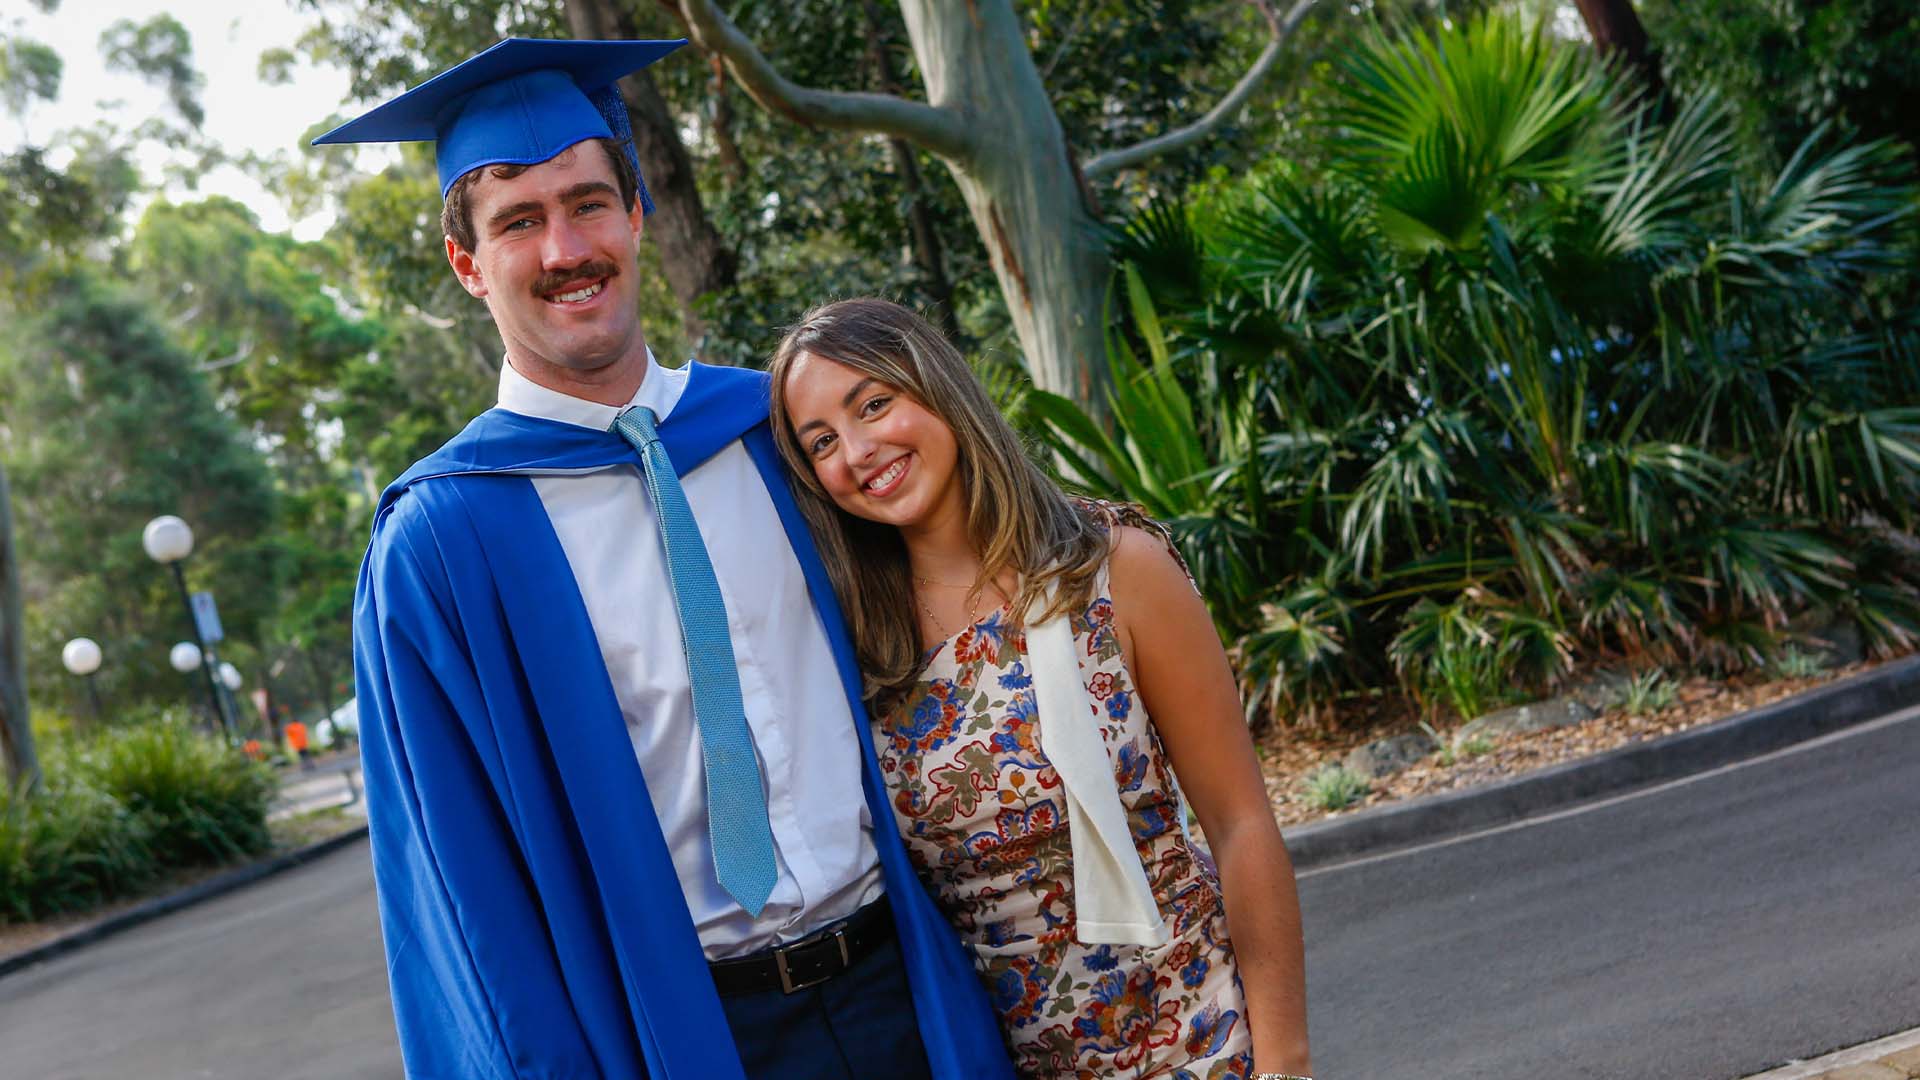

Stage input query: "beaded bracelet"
[{"left": 1252, "top": 1074, "right": 1314, "bottom": 1080}]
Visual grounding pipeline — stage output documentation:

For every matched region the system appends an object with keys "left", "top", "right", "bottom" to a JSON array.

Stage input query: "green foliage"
[
  {"left": 1616, "top": 669, "right": 1678, "bottom": 715},
  {"left": 1301, "top": 764, "right": 1371, "bottom": 811},
  {"left": 0, "top": 271, "right": 282, "bottom": 712},
  {"left": 1644, "top": 0, "right": 1920, "bottom": 167},
  {"left": 1770, "top": 646, "right": 1827, "bottom": 680},
  {"left": 1324, "top": 14, "right": 1619, "bottom": 253},
  {"left": 1389, "top": 593, "right": 1571, "bottom": 720},
  {"left": 0, "top": 721, "right": 273, "bottom": 923},
  {"left": 1040, "top": 10, "right": 1920, "bottom": 727},
  {"left": 0, "top": 140, "right": 140, "bottom": 293},
  {"left": 1028, "top": 264, "right": 1266, "bottom": 619},
  {"left": 81, "top": 723, "right": 275, "bottom": 868},
  {"left": 0, "top": 34, "right": 61, "bottom": 117},
  {"left": 99, "top": 15, "right": 206, "bottom": 129},
  {"left": 0, "top": 767, "right": 155, "bottom": 922},
  {"left": 1417, "top": 719, "right": 1492, "bottom": 766}
]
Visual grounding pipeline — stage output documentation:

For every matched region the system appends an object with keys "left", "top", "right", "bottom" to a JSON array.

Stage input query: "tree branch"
[
  {"left": 674, "top": 0, "right": 973, "bottom": 162},
  {"left": 1082, "top": 0, "right": 1316, "bottom": 180}
]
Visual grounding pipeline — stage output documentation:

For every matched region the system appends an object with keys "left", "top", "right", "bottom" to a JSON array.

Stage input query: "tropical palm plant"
[{"left": 1046, "top": 10, "right": 1920, "bottom": 727}]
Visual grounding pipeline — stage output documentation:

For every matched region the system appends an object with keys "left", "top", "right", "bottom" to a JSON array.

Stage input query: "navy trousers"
[{"left": 720, "top": 933, "right": 936, "bottom": 1080}]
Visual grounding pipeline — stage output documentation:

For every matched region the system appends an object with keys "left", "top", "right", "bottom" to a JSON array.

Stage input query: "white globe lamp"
[
  {"left": 218, "top": 662, "right": 243, "bottom": 691},
  {"left": 169, "top": 641, "right": 203, "bottom": 673},
  {"left": 61, "top": 637, "right": 103, "bottom": 677},
  {"left": 142, "top": 515, "right": 195, "bottom": 564}
]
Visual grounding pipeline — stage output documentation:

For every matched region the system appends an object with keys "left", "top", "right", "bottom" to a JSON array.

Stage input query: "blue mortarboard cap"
[{"left": 313, "top": 38, "right": 686, "bottom": 211}]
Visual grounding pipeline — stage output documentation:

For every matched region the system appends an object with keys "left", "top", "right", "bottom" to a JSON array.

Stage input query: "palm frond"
[{"left": 1323, "top": 12, "right": 1623, "bottom": 253}]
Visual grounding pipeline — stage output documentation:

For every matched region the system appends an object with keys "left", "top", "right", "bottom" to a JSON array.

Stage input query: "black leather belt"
[{"left": 708, "top": 896, "right": 894, "bottom": 997}]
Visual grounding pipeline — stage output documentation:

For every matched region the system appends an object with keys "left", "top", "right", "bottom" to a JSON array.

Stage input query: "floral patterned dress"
[{"left": 875, "top": 515, "right": 1253, "bottom": 1080}]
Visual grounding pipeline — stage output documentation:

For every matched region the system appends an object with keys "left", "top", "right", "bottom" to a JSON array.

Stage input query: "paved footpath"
[{"left": 0, "top": 838, "right": 400, "bottom": 1080}]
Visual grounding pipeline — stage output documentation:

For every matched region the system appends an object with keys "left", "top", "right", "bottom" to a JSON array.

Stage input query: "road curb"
[
  {"left": 1282, "top": 654, "right": 1920, "bottom": 871},
  {"left": 1736, "top": 1023, "right": 1920, "bottom": 1079},
  {"left": 0, "top": 824, "right": 370, "bottom": 981}
]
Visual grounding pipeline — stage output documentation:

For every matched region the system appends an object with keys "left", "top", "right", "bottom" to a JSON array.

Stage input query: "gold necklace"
[
  {"left": 917, "top": 590, "right": 977, "bottom": 640},
  {"left": 914, "top": 574, "right": 994, "bottom": 639}
]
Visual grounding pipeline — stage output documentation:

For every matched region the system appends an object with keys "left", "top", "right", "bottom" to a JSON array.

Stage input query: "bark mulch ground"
[{"left": 1256, "top": 655, "right": 1898, "bottom": 830}]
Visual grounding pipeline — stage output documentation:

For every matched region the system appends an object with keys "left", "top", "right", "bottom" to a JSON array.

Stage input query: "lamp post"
[
  {"left": 146, "top": 514, "right": 234, "bottom": 739},
  {"left": 167, "top": 640, "right": 212, "bottom": 730},
  {"left": 217, "top": 661, "right": 248, "bottom": 736},
  {"left": 60, "top": 637, "right": 104, "bottom": 727}
]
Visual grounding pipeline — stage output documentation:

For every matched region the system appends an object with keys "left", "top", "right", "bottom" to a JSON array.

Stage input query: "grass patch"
[
  {"left": 1302, "top": 765, "right": 1372, "bottom": 811},
  {"left": 1770, "top": 647, "right": 1827, "bottom": 679},
  {"left": 1616, "top": 670, "right": 1679, "bottom": 715},
  {"left": 1418, "top": 720, "right": 1495, "bottom": 767}
]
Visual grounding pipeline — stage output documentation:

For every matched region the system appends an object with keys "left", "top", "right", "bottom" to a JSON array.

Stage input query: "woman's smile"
[{"left": 862, "top": 454, "right": 913, "bottom": 498}]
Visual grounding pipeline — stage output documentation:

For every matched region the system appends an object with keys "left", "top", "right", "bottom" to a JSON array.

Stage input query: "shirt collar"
[{"left": 496, "top": 347, "right": 690, "bottom": 430}]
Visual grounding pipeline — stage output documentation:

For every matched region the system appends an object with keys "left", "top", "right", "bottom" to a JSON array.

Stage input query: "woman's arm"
[{"left": 1110, "top": 525, "right": 1313, "bottom": 1077}]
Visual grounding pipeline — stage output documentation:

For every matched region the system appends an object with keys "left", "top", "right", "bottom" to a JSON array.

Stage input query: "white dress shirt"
[{"left": 497, "top": 351, "right": 883, "bottom": 960}]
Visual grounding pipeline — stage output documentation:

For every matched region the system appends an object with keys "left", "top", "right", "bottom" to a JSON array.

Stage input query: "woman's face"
[{"left": 783, "top": 351, "right": 964, "bottom": 535}]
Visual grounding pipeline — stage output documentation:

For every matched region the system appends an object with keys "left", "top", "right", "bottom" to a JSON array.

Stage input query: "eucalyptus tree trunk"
[
  {"left": 678, "top": 0, "right": 1312, "bottom": 420},
  {"left": 1572, "top": 0, "right": 1666, "bottom": 107},
  {"left": 564, "top": 0, "right": 739, "bottom": 344},
  {"left": 0, "top": 463, "right": 39, "bottom": 793},
  {"left": 862, "top": 0, "right": 960, "bottom": 341},
  {"left": 898, "top": 1, "right": 1111, "bottom": 410}
]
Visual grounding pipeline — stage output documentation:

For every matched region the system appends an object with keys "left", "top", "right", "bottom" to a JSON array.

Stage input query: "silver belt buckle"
[{"left": 775, "top": 921, "right": 851, "bottom": 994}]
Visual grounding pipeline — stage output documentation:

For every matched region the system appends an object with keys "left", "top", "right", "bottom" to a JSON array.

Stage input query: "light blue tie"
[{"left": 612, "top": 405, "right": 778, "bottom": 916}]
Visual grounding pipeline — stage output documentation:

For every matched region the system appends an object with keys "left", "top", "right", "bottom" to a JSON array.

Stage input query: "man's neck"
[{"left": 504, "top": 341, "right": 651, "bottom": 407}]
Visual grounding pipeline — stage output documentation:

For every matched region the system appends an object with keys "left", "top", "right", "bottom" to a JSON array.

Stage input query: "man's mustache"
[{"left": 531, "top": 260, "right": 621, "bottom": 297}]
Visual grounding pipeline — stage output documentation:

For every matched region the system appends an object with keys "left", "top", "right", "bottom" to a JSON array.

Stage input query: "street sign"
[{"left": 190, "top": 591, "right": 225, "bottom": 644}]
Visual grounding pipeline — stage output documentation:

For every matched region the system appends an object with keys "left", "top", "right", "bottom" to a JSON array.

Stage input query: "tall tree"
[
  {"left": 1643, "top": 0, "right": 1920, "bottom": 165},
  {"left": 0, "top": 25, "right": 80, "bottom": 789},
  {"left": 562, "top": 0, "right": 740, "bottom": 344},
  {"left": 1571, "top": 0, "right": 1664, "bottom": 103},
  {"left": 0, "top": 271, "right": 282, "bottom": 713},
  {"left": 675, "top": 0, "right": 1319, "bottom": 414},
  {"left": 0, "top": 463, "right": 36, "bottom": 791}
]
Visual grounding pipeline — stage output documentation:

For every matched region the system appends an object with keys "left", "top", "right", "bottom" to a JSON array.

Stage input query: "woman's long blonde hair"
[{"left": 769, "top": 298, "right": 1110, "bottom": 714}]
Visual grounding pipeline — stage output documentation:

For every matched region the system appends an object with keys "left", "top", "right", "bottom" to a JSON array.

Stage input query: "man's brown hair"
[{"left": 440, "top": 137, "right": 639, "bottom": 252}]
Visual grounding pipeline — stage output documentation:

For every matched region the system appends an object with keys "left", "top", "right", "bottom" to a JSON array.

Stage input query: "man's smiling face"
[{"left": 446, "top": 142, "right": 646, "bottom": 380}]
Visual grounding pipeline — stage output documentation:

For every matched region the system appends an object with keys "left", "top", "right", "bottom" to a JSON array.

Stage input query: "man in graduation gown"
[{"left": 324, "top": 38, "right": 1013, "bottom": 1080}]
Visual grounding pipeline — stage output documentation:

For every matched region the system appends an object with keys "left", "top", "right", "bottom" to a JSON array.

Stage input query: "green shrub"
[
  {"left": 82, "top": 724, "right": 276, "bottom": 868},
  {"left": 0, "top": 723, "right": 279, "bottom": 923},
  {"left": 0, "top": 770, "right": 155, "bottom": 923},
  {"left": 1301, "top": 765, "right": 1372, "bottom": 811},
  {"left": 1037, "top": 10, "right": 1920, "bottom": 729}
]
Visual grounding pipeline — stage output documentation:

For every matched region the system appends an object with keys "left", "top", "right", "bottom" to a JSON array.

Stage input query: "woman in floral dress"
[{"left": 771, "top": 298, "right": 1312, "bottom": 1080}]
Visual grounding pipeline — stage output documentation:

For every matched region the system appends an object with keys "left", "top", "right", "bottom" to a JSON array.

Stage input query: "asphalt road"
[
  {"left": 1301, "top": 703, "right": 1920, "bottom": 1079},
  {"left": 1, "top": 706, "right": 1914, "bottom": 1079},
  {"left": 0, "top": 840, "right": 401, "bottom": 1080}
]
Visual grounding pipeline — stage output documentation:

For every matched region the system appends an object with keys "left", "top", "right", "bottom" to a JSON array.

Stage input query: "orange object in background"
[
  {"left": 243, "top": 738, "right": 264, "bottom": 761},
  {"left": 284, "top": 720, "right": 309, "bottom": 752}
]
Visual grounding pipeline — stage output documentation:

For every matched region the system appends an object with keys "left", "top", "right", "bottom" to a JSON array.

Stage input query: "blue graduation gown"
[{"left": 352, "top": 362, "right": 1013, "bottom": 1079}]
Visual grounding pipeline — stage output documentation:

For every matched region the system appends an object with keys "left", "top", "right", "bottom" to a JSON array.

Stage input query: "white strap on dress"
[{"left": 1026, "top": 598, "right": 1172, "bottom": 947}]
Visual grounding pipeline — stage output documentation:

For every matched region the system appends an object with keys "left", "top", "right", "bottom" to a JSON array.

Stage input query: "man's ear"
[
  {"left": 447, "top": 235, "right": 488, "bottom": 298},
  {"left": 627, "top": 200, "right": 645, "bottom": 255}
]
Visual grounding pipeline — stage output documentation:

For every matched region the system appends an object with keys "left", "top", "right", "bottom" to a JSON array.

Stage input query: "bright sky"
[{"left": 5, "top": 0, "right": 360, "bottom": 240}]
